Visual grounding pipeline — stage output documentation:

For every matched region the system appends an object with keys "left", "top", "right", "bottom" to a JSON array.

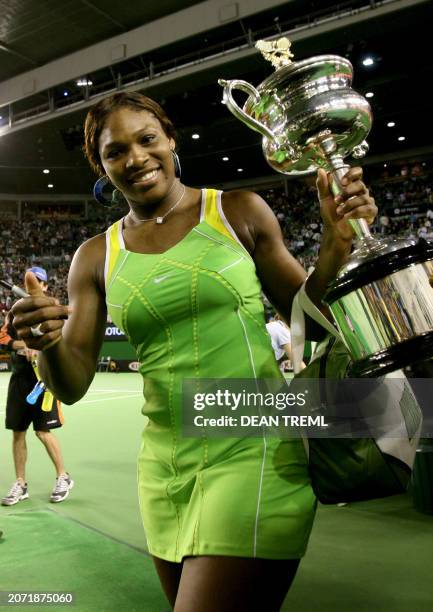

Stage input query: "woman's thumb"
[
  {"left": 316, "top": 168, "right": 331, "bottom": 200},
  {"left": 25, "top": 271, "right": 44, "bottom": 296}
]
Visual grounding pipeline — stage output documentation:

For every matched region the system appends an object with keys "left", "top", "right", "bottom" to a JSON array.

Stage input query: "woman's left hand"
[{"left": 317, "top": 166, "right": 378, "bottom": 243}]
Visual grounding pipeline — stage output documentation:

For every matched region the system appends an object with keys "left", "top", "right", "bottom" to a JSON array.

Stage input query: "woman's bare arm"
[
  {"left": 221, "top": 169, "right": 376, "bottom": 338},
  {"left": 12, "top": 235, "right": 107, "bottom": 404}
]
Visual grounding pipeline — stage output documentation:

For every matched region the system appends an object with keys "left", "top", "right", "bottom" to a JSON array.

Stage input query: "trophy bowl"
[
  {"left": 245, "top": 55, "right": 371, "bottom": 175},
  {"left": 219, "top": 38, "right": 433, "bottom": 376}
]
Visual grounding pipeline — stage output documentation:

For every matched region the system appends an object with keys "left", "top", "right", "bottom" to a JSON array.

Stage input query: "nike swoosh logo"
[{"left": 153, "top": 274, "right": 173, "bottom": 284}]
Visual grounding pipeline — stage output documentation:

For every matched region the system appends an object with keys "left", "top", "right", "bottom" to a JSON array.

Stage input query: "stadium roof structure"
[{"left": 0, "top": 0, "right": 431, "bottom": 198}]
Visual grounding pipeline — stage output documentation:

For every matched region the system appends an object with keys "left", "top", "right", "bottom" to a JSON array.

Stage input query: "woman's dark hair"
[{"left": 83, "top": 92, "right": 176, "bottom": 176}]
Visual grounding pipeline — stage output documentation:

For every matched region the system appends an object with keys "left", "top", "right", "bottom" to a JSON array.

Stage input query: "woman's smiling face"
[{"left": 98, "top": 107, "right": 175, "bottom": 205}]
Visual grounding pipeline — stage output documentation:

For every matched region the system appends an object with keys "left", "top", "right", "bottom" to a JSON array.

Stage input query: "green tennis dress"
[{"left": 105, "top": 188, "right": 316, "bottom": 562}]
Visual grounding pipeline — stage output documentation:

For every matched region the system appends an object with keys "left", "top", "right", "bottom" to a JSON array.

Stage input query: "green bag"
[
  {"left": 290, "top": 282, "right": 422, "bottom": 504},
  {"left": 295, "top": 336, "right": 421, "bottom": 503}
]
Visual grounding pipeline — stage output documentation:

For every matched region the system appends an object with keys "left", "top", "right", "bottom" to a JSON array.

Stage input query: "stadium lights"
[
  {"left": 362, "top": 57, "right": 374, "bottom": 66},
  {"left": 222, "top": 156, "right": 229, "bottom": 161},
  {"left": 192, "top": 133, "right": 200, "bottom": 140},
  {"left": 76, "top": 79, "right": 93, "bottom": 87},
  {"left": 43, "top": 169, "right": 50, "bottom": 174},
  {"left": 48, "top": 184, "right": 54, "bottom": 188},
  {"left": 237, "top": 168, "right": 243, "bottom": 172},
  {"left": 387, "top": 121, "right": 396, "bottom": 127},
  {"left": 365, "top": 92, "right": 374, "bottom": 98},
  {"left": 398, "top": 136, "right": 406, "bottom": 141}
]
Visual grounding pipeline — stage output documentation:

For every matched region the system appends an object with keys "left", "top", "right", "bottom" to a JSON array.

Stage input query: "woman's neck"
[{"left": 127, "top": 179, "right": 186, "bottom": 224}]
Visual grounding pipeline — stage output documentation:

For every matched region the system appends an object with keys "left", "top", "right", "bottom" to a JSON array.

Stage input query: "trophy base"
[
  {"left": 325, "top": 238, "right": 433, "bottom": 303},
  {"left": 348, "top": 331, "right": 433, "bottom": 377},
  {"left": 325, "top": 238, "right": 433, "bottom": 375}
]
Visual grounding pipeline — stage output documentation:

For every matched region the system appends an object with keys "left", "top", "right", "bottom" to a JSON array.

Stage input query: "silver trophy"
[{"left": 219, "top": 38, "right": 433, "bottom": 376}]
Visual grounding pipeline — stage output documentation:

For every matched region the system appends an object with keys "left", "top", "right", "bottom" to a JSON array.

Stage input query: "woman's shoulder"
[
  {"left": 220, "top": 190, "right": 276, "bottom": 253},
  {"left": 75, "top": 231, "right": 107, "bottom": 259},
  {"left": 221, "top": 189, "right": 267, "bottom": 208},
  {"left": 221, "top": 190, "right": 274, "bottom": 223}
]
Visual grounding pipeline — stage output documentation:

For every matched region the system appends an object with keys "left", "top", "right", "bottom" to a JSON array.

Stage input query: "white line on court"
[
  {"left": 77, "top": 394, "right": 142, "bottom": 404},
  {"left": 86, "top": 389, "right": 141, "bottom": 394},
  {"left": 0, "top": 386, "right": 139, "bottom": 395}
]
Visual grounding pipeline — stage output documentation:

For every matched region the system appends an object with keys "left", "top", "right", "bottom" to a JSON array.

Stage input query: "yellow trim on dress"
[
  {"left": 107, "top": 220, "right": 122, "bottom": 286},
  {"left": 204, "top": 189, "right": 235, "bottom": 243}
]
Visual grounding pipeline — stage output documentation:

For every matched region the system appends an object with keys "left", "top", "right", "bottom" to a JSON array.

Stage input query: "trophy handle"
[{"left": 218, "top": 79, "right": 276, "bottom": 141}]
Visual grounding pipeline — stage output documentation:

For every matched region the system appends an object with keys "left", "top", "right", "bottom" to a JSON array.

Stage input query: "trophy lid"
[
  {"left": 260, "top": 53, "right": 352, "bottom": 82},
  {"left": 255, "top": 37, "right": 353, "bottom": 92}
]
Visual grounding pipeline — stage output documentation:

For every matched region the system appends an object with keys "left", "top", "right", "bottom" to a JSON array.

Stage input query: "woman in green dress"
[{"left": 11, "top": 92, "right": 377, "bottom": 611}]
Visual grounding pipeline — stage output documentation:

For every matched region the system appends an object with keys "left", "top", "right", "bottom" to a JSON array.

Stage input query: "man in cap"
[{"left": 1, "top": 267, "right": 73, "bottom": 506}]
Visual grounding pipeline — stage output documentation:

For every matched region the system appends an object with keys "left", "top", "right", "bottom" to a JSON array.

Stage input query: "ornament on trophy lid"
[{"left": 255, "top": 37, "right": 294, "bottom": 69}]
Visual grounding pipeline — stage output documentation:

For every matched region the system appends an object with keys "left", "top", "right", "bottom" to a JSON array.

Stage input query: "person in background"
[
  {"left": 1, "top": 267, "right": 73, "bottom": 506},
  {"left": 266, "top": 314, "right": 305, "bottom": 372}
]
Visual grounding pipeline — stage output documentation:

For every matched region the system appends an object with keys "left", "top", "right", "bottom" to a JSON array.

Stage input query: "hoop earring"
[
  {"left": 93, "top": 176, "right": 112, "bottom": 206},
  {"left": 172, "top": 150, "right": 182, "bottom": 179}
]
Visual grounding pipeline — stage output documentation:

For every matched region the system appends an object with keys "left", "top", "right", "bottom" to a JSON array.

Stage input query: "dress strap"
[
  {"left": 104, "top": 219, "right": 125, "bottom": 288},
  {"left": 201, "top": 188, "right": 243, "bottom": 246}
]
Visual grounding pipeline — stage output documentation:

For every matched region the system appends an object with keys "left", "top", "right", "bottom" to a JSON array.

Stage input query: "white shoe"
[
  {"left": 1, "top": 481, "right": 29, "bottom": 506},
  {"left": 50, "top": 473, "right": 74, "bottom": 503}
]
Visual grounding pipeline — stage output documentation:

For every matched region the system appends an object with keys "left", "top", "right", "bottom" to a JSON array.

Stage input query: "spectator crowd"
[{"left": 1, "top": 169, "right": 433, "bottom": 316}]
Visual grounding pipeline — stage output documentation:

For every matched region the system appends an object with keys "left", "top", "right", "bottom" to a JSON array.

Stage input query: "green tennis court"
[{"left": 1, "top": 373, "right": 433, "bottom": 611}]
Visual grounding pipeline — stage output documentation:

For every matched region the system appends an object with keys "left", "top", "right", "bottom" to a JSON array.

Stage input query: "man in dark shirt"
[{"left": 1, "top": 267, "right": 73, "bottom": 506}]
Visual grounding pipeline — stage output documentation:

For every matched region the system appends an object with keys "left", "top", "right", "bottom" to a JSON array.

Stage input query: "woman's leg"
[
  {"left": 174, "top": 556, "right": 300, "bottom": 612},
  {"left": 152, "top": 556, "right": 183, "bottom": 608}
]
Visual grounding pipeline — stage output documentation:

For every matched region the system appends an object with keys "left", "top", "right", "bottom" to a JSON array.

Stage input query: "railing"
[{"left": 1, "top": 0, "right": 381, "bottom": 129}]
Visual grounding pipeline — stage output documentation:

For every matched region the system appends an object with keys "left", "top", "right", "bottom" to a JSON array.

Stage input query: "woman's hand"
[
  {"left": 305, "top": 166, "right": 378, "bottom": 316},
  {"left": 317, "top": 166, "right": 377, "bottom": 243},
  {"left": 10, "top": 272, "right": 70, "bottom": 351}
]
